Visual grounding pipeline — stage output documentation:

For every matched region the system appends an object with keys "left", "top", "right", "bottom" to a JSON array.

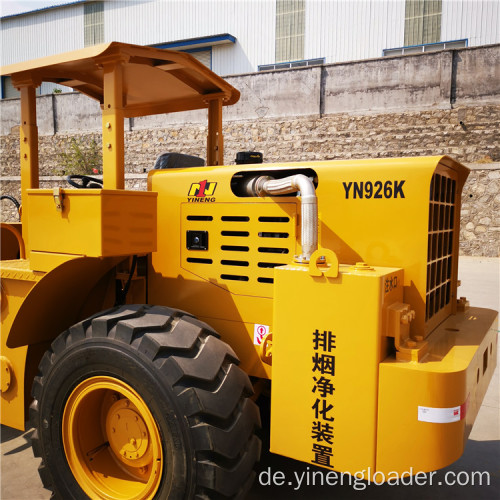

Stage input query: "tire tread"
[{"left": 30, "top": 304, "right": 260, "bottom": 499}]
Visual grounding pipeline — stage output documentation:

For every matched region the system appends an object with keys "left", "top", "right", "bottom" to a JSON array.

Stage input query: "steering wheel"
[{"left": 66, "top": 174, "right": 103, "bottom": 189}]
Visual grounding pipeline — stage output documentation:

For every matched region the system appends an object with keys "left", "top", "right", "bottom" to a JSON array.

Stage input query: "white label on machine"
[
  {"left": 253, "top": 324, "right": 269, "bottom": 345},
  {"left": 418, "top": 405, "right": 462, "bottom": 423}
]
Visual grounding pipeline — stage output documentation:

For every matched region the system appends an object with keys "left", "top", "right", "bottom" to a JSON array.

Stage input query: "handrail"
[{"left": 0, "top": 195, "right": 21, "bottom": 221}]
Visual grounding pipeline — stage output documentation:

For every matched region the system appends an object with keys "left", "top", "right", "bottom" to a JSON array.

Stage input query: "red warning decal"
[{"left": 253, "top": 324, "right": 269, "bottom": 345}]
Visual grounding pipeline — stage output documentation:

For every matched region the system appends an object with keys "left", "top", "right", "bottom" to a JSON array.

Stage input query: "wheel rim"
[{"left": 62, "top": 376, "right": 163, "bottom": 500}]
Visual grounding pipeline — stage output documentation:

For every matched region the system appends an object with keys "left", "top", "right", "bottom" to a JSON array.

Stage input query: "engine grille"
[
  {"left": 425, "top": 173, "right": 457, "bottom": 321},
  {"left": 182, "top": 203, "right": 296, "bottom": 297}
]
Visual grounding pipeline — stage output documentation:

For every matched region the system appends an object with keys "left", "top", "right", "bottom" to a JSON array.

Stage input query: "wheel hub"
[
  {"left": 62, "top": 376, "right": 163, "bottom": 500},
  {"left": 106, "top": 399, "right": 151, "bottom": 466}
]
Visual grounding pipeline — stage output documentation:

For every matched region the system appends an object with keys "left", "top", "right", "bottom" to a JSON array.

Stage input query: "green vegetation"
[{"left": 54, "top": 137, "right": 102, "bottom": 176}]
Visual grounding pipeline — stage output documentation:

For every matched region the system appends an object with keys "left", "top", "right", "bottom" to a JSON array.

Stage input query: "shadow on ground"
[{"left": 248, "top": 438, "right": 500, "bottom": 499}]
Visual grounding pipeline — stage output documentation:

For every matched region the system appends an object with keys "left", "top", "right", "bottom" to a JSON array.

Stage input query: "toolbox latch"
[{"left": 53, "top": 187, "right": 63, "bottom": 212}]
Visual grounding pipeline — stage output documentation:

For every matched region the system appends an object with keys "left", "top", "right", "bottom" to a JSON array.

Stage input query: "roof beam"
[
  {"left": 124, "top": 91, "right": 229, "bottom": 118},
  {"left": 40, "top": 69, "right": 103, "bottom": 89}
]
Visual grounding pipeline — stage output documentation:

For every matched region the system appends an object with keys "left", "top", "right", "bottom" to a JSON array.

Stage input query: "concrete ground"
[{"left": 1, "top": 256, "right": 498, "bottom": 499}]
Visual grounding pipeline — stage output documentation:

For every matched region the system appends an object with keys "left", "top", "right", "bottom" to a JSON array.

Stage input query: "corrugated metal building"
[{"left": 1, "top": 0, "right": 499, "bottom": 98}]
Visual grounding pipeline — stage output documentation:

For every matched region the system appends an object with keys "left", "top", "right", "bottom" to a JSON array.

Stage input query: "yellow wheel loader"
[{"left": 0, "top": 42, "right": 497, "bottom": 499}]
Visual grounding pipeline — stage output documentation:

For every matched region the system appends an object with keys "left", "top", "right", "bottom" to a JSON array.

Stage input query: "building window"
[
  {"left": 259, "top": 57, "right": 324, "bottom": 71},
  {"left": 185, "top": 48, "right": 212, "bottom": 69},
  {"left": 275, "top": 0, "right": 305, "bottom": 63},
  {"left": 84, "top": 1, "right": 104, "bottom": 47},
  {"left": 383, "top": 39, "right": 467, "bottom": 57},
  {"left": 1, "top": 76, "right": 20, "bottom": 99},
  {"left": 404, "top": 0, "right": 442, "bottom": 46}
]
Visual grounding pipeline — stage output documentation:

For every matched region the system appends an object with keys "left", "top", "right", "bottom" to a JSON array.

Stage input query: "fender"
[{"left": 1, "top": 256, "right": 122, "bottom": 429}]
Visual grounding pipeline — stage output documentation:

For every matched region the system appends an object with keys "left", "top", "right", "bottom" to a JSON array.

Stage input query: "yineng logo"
[{"left": 188, "top": 180, "right": 217, "bottom": 203}]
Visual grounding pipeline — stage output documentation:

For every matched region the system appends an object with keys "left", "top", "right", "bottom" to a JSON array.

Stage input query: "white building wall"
[
  {"left": 103, "top": 0, "right": 275, "bottom": 75},
  {"left": 211, "top": 1, "right": 276, "bottom": 75},
  {"left": 0, "top": 3, "right": 84, "bottom": 66},
  {"left": 305, "top": 0, "right": 500, "bottom": 64},
  {"left": 1, "top": 0, "right": 499, "bottom": 74},
  {"left": 442, "top": 0, "right": 500, "bottom": 47},
  {"left": 305, "top": 0, "right": 406, "bottom": 63}
]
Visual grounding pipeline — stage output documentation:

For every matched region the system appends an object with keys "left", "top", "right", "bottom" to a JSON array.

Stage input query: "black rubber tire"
[{"left": 30, "top": 304, "right": 261, "bottom": 499}]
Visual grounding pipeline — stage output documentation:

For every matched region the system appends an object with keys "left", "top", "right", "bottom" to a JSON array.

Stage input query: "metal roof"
[
  {"left": 0, "top": 41, "right": 240, "bottom": 117},
  {"left": 0, "top": 1, "right": 86, "bottom": 20}
]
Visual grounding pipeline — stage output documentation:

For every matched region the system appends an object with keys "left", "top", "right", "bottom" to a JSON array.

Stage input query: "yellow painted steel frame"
[
  {"left": 148, "top": 155, "right": 497, "bottom": 476},
  {"left": 1, "top": 42, "right": 497, "bottom": 480},
  {"left": 101, "top": 58, "right": 126, "bottom": 190},
  {"left": 27, "top": 189, "right": 157, "bottom": 260},
  {"left": 270, "top": 263, "right": 404, "bottom": 474},
  {"left": 377, "top": 308, "right": 498, "bottom": 475},
  {"left": 1, "top": 42, "right": 237, "bottom": 430},
  {"left": 207, "top": 97, "right": 224, "bottom": 166},
  {"left": 1, "top": 256, "right": 121, "bottom": 430},
  {"left": 19, "top": 84, "right": 40, "bottom": 256},
  {"left": 148, "top": 156, "right": 470, "bottom": 375},
  {"left": 1, "top": 223, "right": 25, "bottom": 260}
]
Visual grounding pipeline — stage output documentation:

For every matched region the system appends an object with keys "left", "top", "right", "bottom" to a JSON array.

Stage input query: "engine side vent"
[
  {"left": 182, "top": 203, "right": 296, "bottom": 297},
  {"left": 426, "top": 173, "right": 456, "bottom": 322}
]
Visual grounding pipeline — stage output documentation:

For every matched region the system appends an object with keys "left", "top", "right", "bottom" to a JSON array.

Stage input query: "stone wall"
[
  {"left": 1, "top": 104, "right": 498, "bottom": 256},
  {"left": 460, "top": 167, "right": 500, "bottom": 257},
  {"left": 2, "top": 104, "right": 499, "bottom": 177},
  {"left": 1, "top": 105, "right": 500, "bottom": 257}
]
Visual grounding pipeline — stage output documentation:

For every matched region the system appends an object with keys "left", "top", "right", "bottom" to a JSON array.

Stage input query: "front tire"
[{"left": 30, "top": 305, "right": 261, "bottom": 499}]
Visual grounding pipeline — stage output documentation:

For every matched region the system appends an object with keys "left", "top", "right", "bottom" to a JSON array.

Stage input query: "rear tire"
[{"left": 30, "top": 305, "right": 261, "bottom": 499}]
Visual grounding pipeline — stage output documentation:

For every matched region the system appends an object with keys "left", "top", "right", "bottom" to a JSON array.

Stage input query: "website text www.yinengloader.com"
[{"left": 258, "top": 467, "right": 491, "bottom": 491}]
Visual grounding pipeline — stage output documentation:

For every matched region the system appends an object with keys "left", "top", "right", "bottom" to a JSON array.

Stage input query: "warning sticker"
[
  {"left": 253, "top": 324, "right": 269, "bottom": 345},
  {"left": 418, "top": 405, "right": 464, "bottom": 423}
]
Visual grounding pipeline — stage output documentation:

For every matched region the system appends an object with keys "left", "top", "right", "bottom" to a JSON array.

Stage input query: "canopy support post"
[
  {"left": 18, "top": 82, "right": 40, "bottom": 257},
  {"left": 207, "top": 97, "right": 223, "bottom": 166},
  {"left": 101, "top": 58, "right": 125, "bottom": 189}
]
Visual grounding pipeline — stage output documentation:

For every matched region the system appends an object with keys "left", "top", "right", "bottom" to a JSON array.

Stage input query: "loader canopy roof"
[{"left": 1, "top": 41, "right": 240, "bottom": 116}]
